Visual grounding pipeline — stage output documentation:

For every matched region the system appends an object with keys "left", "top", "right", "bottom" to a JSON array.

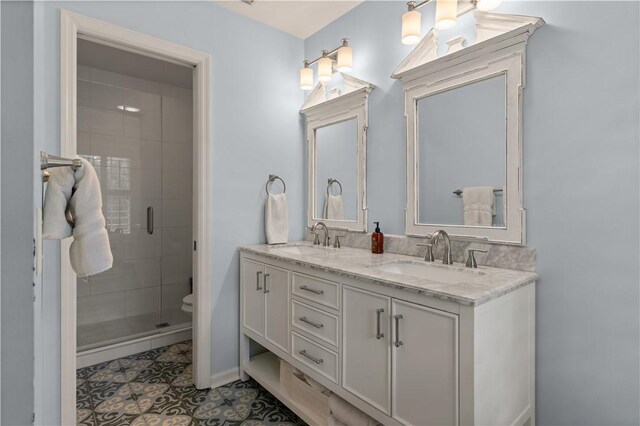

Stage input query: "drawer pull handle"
[
  {"left": 299, "top": 349, "right": 323, "bottom": 364},
  {"left": 394, "top": 314, "right": 404, "bottom": 347},
  {"left": 299, "top": 316, "right": 324, "bottom": 329},
  {"left": 256, "top": 271, "right": 263, "bottom": 291},
  {"left": 376, "top": 308, "right": 385, "bottom": 340},
  {"left": 263, "top": 273, "right": 270, "bottom": 294},
  {"left": 299, "top": 285, "right": 324, "bottom": 295}
]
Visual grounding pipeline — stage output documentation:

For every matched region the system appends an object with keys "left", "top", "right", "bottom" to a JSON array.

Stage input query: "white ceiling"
[{"left": 214, "top": 0, "right": 363, "bottom": 39}]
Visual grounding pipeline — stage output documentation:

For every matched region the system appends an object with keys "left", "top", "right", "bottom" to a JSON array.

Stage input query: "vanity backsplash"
[{"left": 305, "top": 230, "right": 536, "bottom": 273}]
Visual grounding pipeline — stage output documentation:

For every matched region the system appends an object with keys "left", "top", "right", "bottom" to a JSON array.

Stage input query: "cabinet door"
[
  {"left": 342, "top": 286, "right": 391, "bottom": 414},
  {"left": 264, "top": 265, "right": 290, "bottom": 353},
  {"left": 392, "top": 299, "right": 458, "bottom": 426},
  {"left": 241, "top": 259, "right": 265, "bottom": 337}
]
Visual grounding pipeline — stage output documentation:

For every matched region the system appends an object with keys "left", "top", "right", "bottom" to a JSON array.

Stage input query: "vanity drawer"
[
  {"left": 292, "top": 273, "right": 339, "bottom": 310},
  {"left": 292, "top": 332, "right": 339, "bottom": 383},
  {"left": 292, "top": 299, "right": 339, "bottom": 348}
]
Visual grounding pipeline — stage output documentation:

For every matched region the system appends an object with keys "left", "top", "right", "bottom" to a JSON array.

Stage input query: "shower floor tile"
[{"left": 77, "top": 340, "right": 306, "bottom": 426}]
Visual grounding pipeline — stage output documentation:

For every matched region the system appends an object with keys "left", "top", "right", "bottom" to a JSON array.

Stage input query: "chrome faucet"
[
  {"left": 311, "top": 222, "right": 330, "bottom": 247},
  {"left": 430, "top": 230, "right": 453, "bottom": 264}
]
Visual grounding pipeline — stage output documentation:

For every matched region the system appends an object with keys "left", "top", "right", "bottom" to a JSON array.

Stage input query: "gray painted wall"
[
  {"left": 1, "top": 1, "right": 35, "bottom": 424},
  {"left": 418, "top": 74, "right": 505, "bottom": 226},
  {"left": 305, "top": 1, "right": 639, "bottom": 424},
  {"left": 31, "top": 1, "right": 304, "bottom": 423}
]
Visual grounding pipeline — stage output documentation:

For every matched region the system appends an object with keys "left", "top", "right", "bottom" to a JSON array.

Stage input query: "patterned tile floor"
[{"left": 77, "top": 340, "right": 306, "bottom": 426}]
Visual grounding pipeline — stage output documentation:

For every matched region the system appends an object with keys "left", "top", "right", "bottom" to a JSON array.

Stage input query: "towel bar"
[
  {"left": 41, "top": 151, "right": 82, "bottom": 183},
  {"left": 453, "top": 188, "right": 503, "bottom": 196},
  {"left": 266, "top": 174, "right": 286, "bottom": 195},
  {"left": 326, "top": 178, "right": 343, "bottom": 197}
]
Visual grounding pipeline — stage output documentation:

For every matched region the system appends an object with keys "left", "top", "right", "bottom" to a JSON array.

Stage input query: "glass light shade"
[
  {"left": 300, "top": 67, "right": 313, "bottom": 90},
  {"left": 476, "top": 0, "right": 501, "bottom": 11},
  {"left": 336, "top": 47, "right": 353, "bottom": 73},
  {"left": 318, "top": 57, "right": 333, "bottom": 83},
  {"left": 401, "top": 10, "right": 422, "bottom": 45},
  {"left": 435, "top": 0, "right": 457, "bottom": 29}
]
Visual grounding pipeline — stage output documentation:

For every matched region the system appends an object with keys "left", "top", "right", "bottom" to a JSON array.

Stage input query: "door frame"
[{"left": 60, "top": 9, "right": 212, "bottom": 425}]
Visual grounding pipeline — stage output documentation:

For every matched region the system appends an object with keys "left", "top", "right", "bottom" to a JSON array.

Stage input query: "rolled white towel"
[
  {"left": 42, "top": 165, "right": 75, "bottom": 239},
  {"left": 43, "top": 158, "right": 113, "bottom": 277},
  {"left": 329, "top": 394, "right": 379, "bottom": 426},
  {"left": 324, "top": 194, "right": 344, "bottom": 220},
  {"left": 265, "top": 193, "right": 288, "bottom": 244}
]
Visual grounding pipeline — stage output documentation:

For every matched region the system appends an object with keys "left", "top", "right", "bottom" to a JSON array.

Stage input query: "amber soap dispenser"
[{"left": 371, "top": 221, "right": 384, "bottom": 254}]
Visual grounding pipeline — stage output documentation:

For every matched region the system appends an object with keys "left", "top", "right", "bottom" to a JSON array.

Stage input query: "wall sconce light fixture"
[
  {"left": 401, "top": 0, "right": 501, "bottom": 45},
  {"left": 300, "top": 38, "right": 352, "bottom": 90}
]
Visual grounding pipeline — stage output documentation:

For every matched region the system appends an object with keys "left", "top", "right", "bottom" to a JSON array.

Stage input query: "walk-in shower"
[{"left": 76, "top": 39, "right": 194, "bottom": 352}]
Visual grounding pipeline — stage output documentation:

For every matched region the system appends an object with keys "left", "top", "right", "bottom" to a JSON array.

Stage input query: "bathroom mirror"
[
  {"left": 394, "top": 31, "right": 531, "bottom": 243},
  {"left": 417, "top": 74, "right": 506, "bottom": 228},
  {"left": 301, "top": 75, "right": 374, "bottom": 232},
  {"left": 314, "top": 118, "right": 358, "bottom": 222}
]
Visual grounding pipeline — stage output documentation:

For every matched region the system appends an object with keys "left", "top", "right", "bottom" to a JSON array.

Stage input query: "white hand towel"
[
  {"left": 265, "top": 193, "right": 288, "bottom": 244},
  {"left": 329, "top": 394, "right": 379, "bottom": 426},
  {"left": 43, "top": 158, "right": 113, "bottom": 277},
  {"left": 324, "top": 194, "right": 344, "bottom": 220},
  {"left": 462, "top": 186, "right": 495, "bottom": 226}
]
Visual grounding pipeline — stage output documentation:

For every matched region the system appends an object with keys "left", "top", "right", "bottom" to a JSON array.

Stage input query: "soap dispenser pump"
[{"left": 371, "top": 221, "right": 384, "bottom": 254}]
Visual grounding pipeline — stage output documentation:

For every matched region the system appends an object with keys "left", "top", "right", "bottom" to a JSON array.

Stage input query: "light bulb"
[
  {"left": 476, "top": 0, "right": 501, "bottom": 11},
  {"left": 336, "top": 46, "right": 353, "bottom": 73},
  {"left": 435, "top": 0, "right": 457, "bottom": 30},
  {"left": 318, "top": 57, "right": 333, "bottom": 83},
  {"left": 402, "top": 9, "right": 422, "bottom": 45},
  {"left": 300, "top": 67, "right": 313, "bottom": 90}
]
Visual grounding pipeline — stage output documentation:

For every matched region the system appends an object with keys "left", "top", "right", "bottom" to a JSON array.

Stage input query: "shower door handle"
[{"left": 147, "top": 206, "right": 154, "bottom": 235}]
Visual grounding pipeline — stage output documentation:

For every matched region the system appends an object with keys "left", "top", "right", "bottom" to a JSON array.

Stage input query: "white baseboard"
[{"left": 210, "top": 366, "right": 240, "bottom": 389}]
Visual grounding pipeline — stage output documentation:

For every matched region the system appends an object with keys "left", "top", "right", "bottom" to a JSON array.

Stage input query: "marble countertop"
[{"left": 241, "top": 242, "right": 537, "bottom": 307}]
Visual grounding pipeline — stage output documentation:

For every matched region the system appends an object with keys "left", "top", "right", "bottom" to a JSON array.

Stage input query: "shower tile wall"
[{"left": 76, "top": 65, "right": 192, "bottom": 349}]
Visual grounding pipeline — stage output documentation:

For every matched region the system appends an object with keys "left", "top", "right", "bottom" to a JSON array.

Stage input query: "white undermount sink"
[
  {"left": 369, "top": 260, "right": 485, "bottom": 284},
  {"left": 272, "top": 245, "right": 333, "bottom": 256}
]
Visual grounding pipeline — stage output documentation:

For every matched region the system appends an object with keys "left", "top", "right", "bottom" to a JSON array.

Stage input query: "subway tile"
[
  {"left": 161, "top": 198, "right": 191, "bottom": 228},
  {"left": 130, "top": 198, "right": 162, "bottom": 230},
  {"left": 122, "top": 89, "right": 161, "bottom": 113},
  {"left": 90, "top": 108, "right": 124, "bottom": 136},
  {"left": 161, "top": 96, "right": 192, "bottom": 144},
  {"left": 161, "top": 281, "right": 191, "bottom": 313},
  {"left": 77, "top": 65, "right": 91, "bottom": 81},
  {"left": 125, "top": 287, "right": 161, "bottom": 317},
  {"left": 160, "top": 84, "right": 192, "bottom": 103},
  {"left": 130, "top": 168, "right": 161, "bottom": 199},
  {"left": 161, "top": 255, "right": 192, "bottom": 285},
  {"left": 78, "top": 80, "right": 92, "bottom": 106},
  {"left": 122, "top": 228, "right": 162, "bottom": 260},
  {"left": 78, "top": 108, "right": 91, "bottom": 132},
  {"left": 140, "top": 110, "right": 162, "bottom": 141},
  {"left": 161, "top": 168, "right": 191, "bottom": 200},
  {"left": 162, "top": 227, "right": 191, "bottom": 257},
  {"left": 137, "top": 140, "right": 162, "bottom": 169},
  {"left": 77, "top": 131, "right": 92, "bottom": 155},
  {"left": 90, "top": 82, "right": 125, "bottom": 111},
  {"left": 78, "top": 292, "right": 126, "bottom": 326},
  {"left": 162, "top": 142, "right": 192, "bottom": 170}
]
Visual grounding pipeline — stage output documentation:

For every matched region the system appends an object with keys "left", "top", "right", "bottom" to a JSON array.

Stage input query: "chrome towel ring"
[
  {"left": 266, "top": 174, "right": 286, "bottom": 196},
  {"left": 326, "top": 178, "right": 343, "bottom": 197}
]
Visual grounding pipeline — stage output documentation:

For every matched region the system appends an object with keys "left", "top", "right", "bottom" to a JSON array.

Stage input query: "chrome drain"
[{"left": 155, "top": 322, "right": 170, "bottom": 329}]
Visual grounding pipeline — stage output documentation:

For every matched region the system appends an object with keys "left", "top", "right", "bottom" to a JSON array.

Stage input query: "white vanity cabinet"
[
  {"left": 342, "top": 286, "right": 458, "bottom": 425},
  {"left": 391, "top": 299, "right": 458, "bottom": 426},
  {"left": 241, "top": 258, "right": 290, "bottom": 353},
  {"left": 239, "top": 250, "right": 536, "bottom": 426}
]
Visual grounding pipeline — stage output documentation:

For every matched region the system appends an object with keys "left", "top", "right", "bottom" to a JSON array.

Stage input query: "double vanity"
[
  {"left": 239, "top": 9, "right": 544, "bottom": 426},
  {"left": 239, "top": 240, "right": 536, "bottom": 426}
]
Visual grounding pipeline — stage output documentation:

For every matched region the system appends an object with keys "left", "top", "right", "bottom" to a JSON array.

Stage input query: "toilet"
[{"left": 181, "top": 294, "right": 194, "bottom": 317}]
